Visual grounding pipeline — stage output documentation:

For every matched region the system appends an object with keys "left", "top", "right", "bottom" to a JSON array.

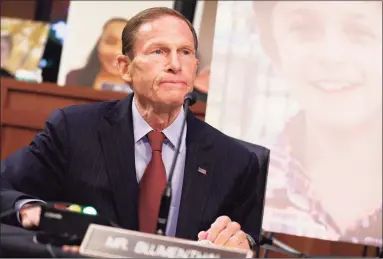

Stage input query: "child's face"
[
  {"left": 98, "top": 21, "right": 126, "bottom": 76},
  {"left": 271, "top": 1, "right": 382, "bottom": 129}
]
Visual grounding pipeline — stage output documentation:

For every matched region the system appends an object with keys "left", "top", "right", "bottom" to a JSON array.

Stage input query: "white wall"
[{"left": 193, "top": 0, "right": 218, "bottom": 70}]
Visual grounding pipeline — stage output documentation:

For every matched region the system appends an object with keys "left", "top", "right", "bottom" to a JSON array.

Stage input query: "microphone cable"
[
  {"left": 45, "top": 243, "right": 58, "bottom": 258},
  {"left": 155, "top": 92, "right": 198, "bottom": 236}
]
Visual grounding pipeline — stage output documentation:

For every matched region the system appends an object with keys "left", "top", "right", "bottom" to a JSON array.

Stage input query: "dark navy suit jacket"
[{"left": 1, "top": 94, "right": 262, "bottom": 241}]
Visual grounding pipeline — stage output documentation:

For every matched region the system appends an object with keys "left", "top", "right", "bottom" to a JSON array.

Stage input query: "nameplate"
[{"left": 79, "top": 224, "right": 254, "bottom": 258}]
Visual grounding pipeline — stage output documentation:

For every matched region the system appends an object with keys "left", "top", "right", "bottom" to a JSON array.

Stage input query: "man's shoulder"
[
  {"left": 59, "top": 99, "right": 120, "bottom": 122},
  {"left": 63, "top": 99, "right": 118, "bottom": 114},
  {"left": 194, "top": 118, "right": 271, "bottom": 169},
  {"left": 195, "top": 119, "right": 258, "bottom": 157},
  {"left": 45, "top": 99, "right": 122, "bottom": 131}
]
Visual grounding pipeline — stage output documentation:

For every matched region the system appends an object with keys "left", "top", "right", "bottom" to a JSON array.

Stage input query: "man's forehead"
[
  {"left": 135, "top": 16, "right": 194, "bottom": 48},
  {"left": 144, "top": 37, "right": 194, "bottom": 48},
  {"left": 137, "top": 15, "right": 191, "bottom": 34},
  {"left": 139, "top": 22, "right": 154, "bottom": 33}
]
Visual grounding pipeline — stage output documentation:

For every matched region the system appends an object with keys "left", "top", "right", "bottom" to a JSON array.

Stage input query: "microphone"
[{"left": 155, "top": 92, "right": 198, "bottom": 236}]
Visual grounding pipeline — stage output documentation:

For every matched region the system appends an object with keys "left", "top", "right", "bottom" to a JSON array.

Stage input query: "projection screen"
[{"left": 205, "top": 1, "right": 382, "bottom": 247}]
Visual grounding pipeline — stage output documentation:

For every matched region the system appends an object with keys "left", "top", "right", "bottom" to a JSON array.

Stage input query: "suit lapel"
[
  {"left": 98, "top": 94, "right": 139, "bottom": 230},
  {"left": 176, "top": 113, "right": 215, "bottom": 240}
]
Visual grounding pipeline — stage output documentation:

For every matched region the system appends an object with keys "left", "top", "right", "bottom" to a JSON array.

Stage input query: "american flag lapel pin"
[{"left": 198, "top": 167, "right": 207, "bottom": 175}]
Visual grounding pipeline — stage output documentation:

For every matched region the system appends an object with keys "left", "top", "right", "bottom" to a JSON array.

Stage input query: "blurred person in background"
[
  {"left": 253, "top": 1, "right": 382, "bottom": 246},
  {"left": 192, "top": 52, "right": 210, "bottom": 102},
  {"left": 65, "top": 17, "right": 131, "bottom": 92},
  {"left": 0, "top": 32, "right": 14, "bottom": 77}
]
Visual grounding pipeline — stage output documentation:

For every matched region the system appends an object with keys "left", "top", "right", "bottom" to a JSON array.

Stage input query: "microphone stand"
[
  {"left": 262, "top": 232, "right": 274, "bottom": 258},
  {"left": 260, "top": 231, "right": 308, "bottom": 258},
  {"left": 155, "top": 92, "right": 198, "bottom": 236},
  {"left": 261, "top": 232, "right": 383, "bottom": 258}
]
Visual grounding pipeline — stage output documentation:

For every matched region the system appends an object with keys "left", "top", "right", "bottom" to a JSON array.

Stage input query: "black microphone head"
[{"left": 184, "top": 92, "right": 198, "bottom": 106}]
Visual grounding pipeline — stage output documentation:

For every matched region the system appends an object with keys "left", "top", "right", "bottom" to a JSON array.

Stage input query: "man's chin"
[
  {"left": 158, "top": 91, "right": 190, "bottom": 104},
  {"left": 162, "top": 98, "right": 184, "bottom": 108}
]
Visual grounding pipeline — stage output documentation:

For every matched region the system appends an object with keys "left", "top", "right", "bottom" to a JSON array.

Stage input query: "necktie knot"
[{"left": 148, "top": 130, "right": 165, "bottom": 152}]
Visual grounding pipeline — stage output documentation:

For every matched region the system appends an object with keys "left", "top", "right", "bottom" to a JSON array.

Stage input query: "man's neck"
[{"left": 134, "top": 97, "right": 182, "bottom": 131}]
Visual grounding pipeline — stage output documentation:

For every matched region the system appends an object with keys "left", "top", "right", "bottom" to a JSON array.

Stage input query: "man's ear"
[{"left": 116, "top": 55, "right": 133, "bottom": 82}]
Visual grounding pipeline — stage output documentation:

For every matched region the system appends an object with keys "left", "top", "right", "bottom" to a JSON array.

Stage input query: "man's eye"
[
  {"left": 153, "top": 49, "right": 162, "bottom": 54},
  {"left": 182, "top": 49, "right": 191, "bottom": 55}
]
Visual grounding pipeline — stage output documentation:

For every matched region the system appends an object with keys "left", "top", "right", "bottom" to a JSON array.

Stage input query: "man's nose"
[{"left": 166, "top": 52, "right": 181, "bottom": 73}]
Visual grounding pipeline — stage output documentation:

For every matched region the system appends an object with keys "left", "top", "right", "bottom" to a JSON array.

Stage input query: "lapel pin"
[{"left": 198, "top": 167, "right": 207, "bottom": 175}]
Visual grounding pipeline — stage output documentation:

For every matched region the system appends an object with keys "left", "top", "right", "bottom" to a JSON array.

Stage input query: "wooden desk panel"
[{"left": 1, "top": 126, "right": 37, "bottom": 159}]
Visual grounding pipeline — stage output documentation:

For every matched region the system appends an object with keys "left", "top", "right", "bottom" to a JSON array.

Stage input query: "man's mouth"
[
  {"left": 159, "top": 80, "right": 187, "bottom": 88},
  {"left": 161, "top": 80, "right": 186, "bottom": 84},
  {"left": 311, "top": 80, "right": 361, "bottom": 93}
]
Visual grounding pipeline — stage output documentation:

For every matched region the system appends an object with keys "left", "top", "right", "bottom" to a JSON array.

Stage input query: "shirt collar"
[{"left": 132, "top": 97, "right": 186, "bottom": 152}]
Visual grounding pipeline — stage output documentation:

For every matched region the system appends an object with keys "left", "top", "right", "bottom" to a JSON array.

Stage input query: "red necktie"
[{"left": 138, "top": 130, "right": 167, "bottom": 233}]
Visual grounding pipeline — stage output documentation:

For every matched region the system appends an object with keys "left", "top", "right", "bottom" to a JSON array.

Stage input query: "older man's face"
[{"left": 126, "top": 15, "right": 199, "bottom": 108}]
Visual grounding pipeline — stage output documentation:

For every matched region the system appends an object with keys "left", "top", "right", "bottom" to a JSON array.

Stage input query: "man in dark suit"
[{"left": 0, "top": 7, "right": 261, "bottom": 251}]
